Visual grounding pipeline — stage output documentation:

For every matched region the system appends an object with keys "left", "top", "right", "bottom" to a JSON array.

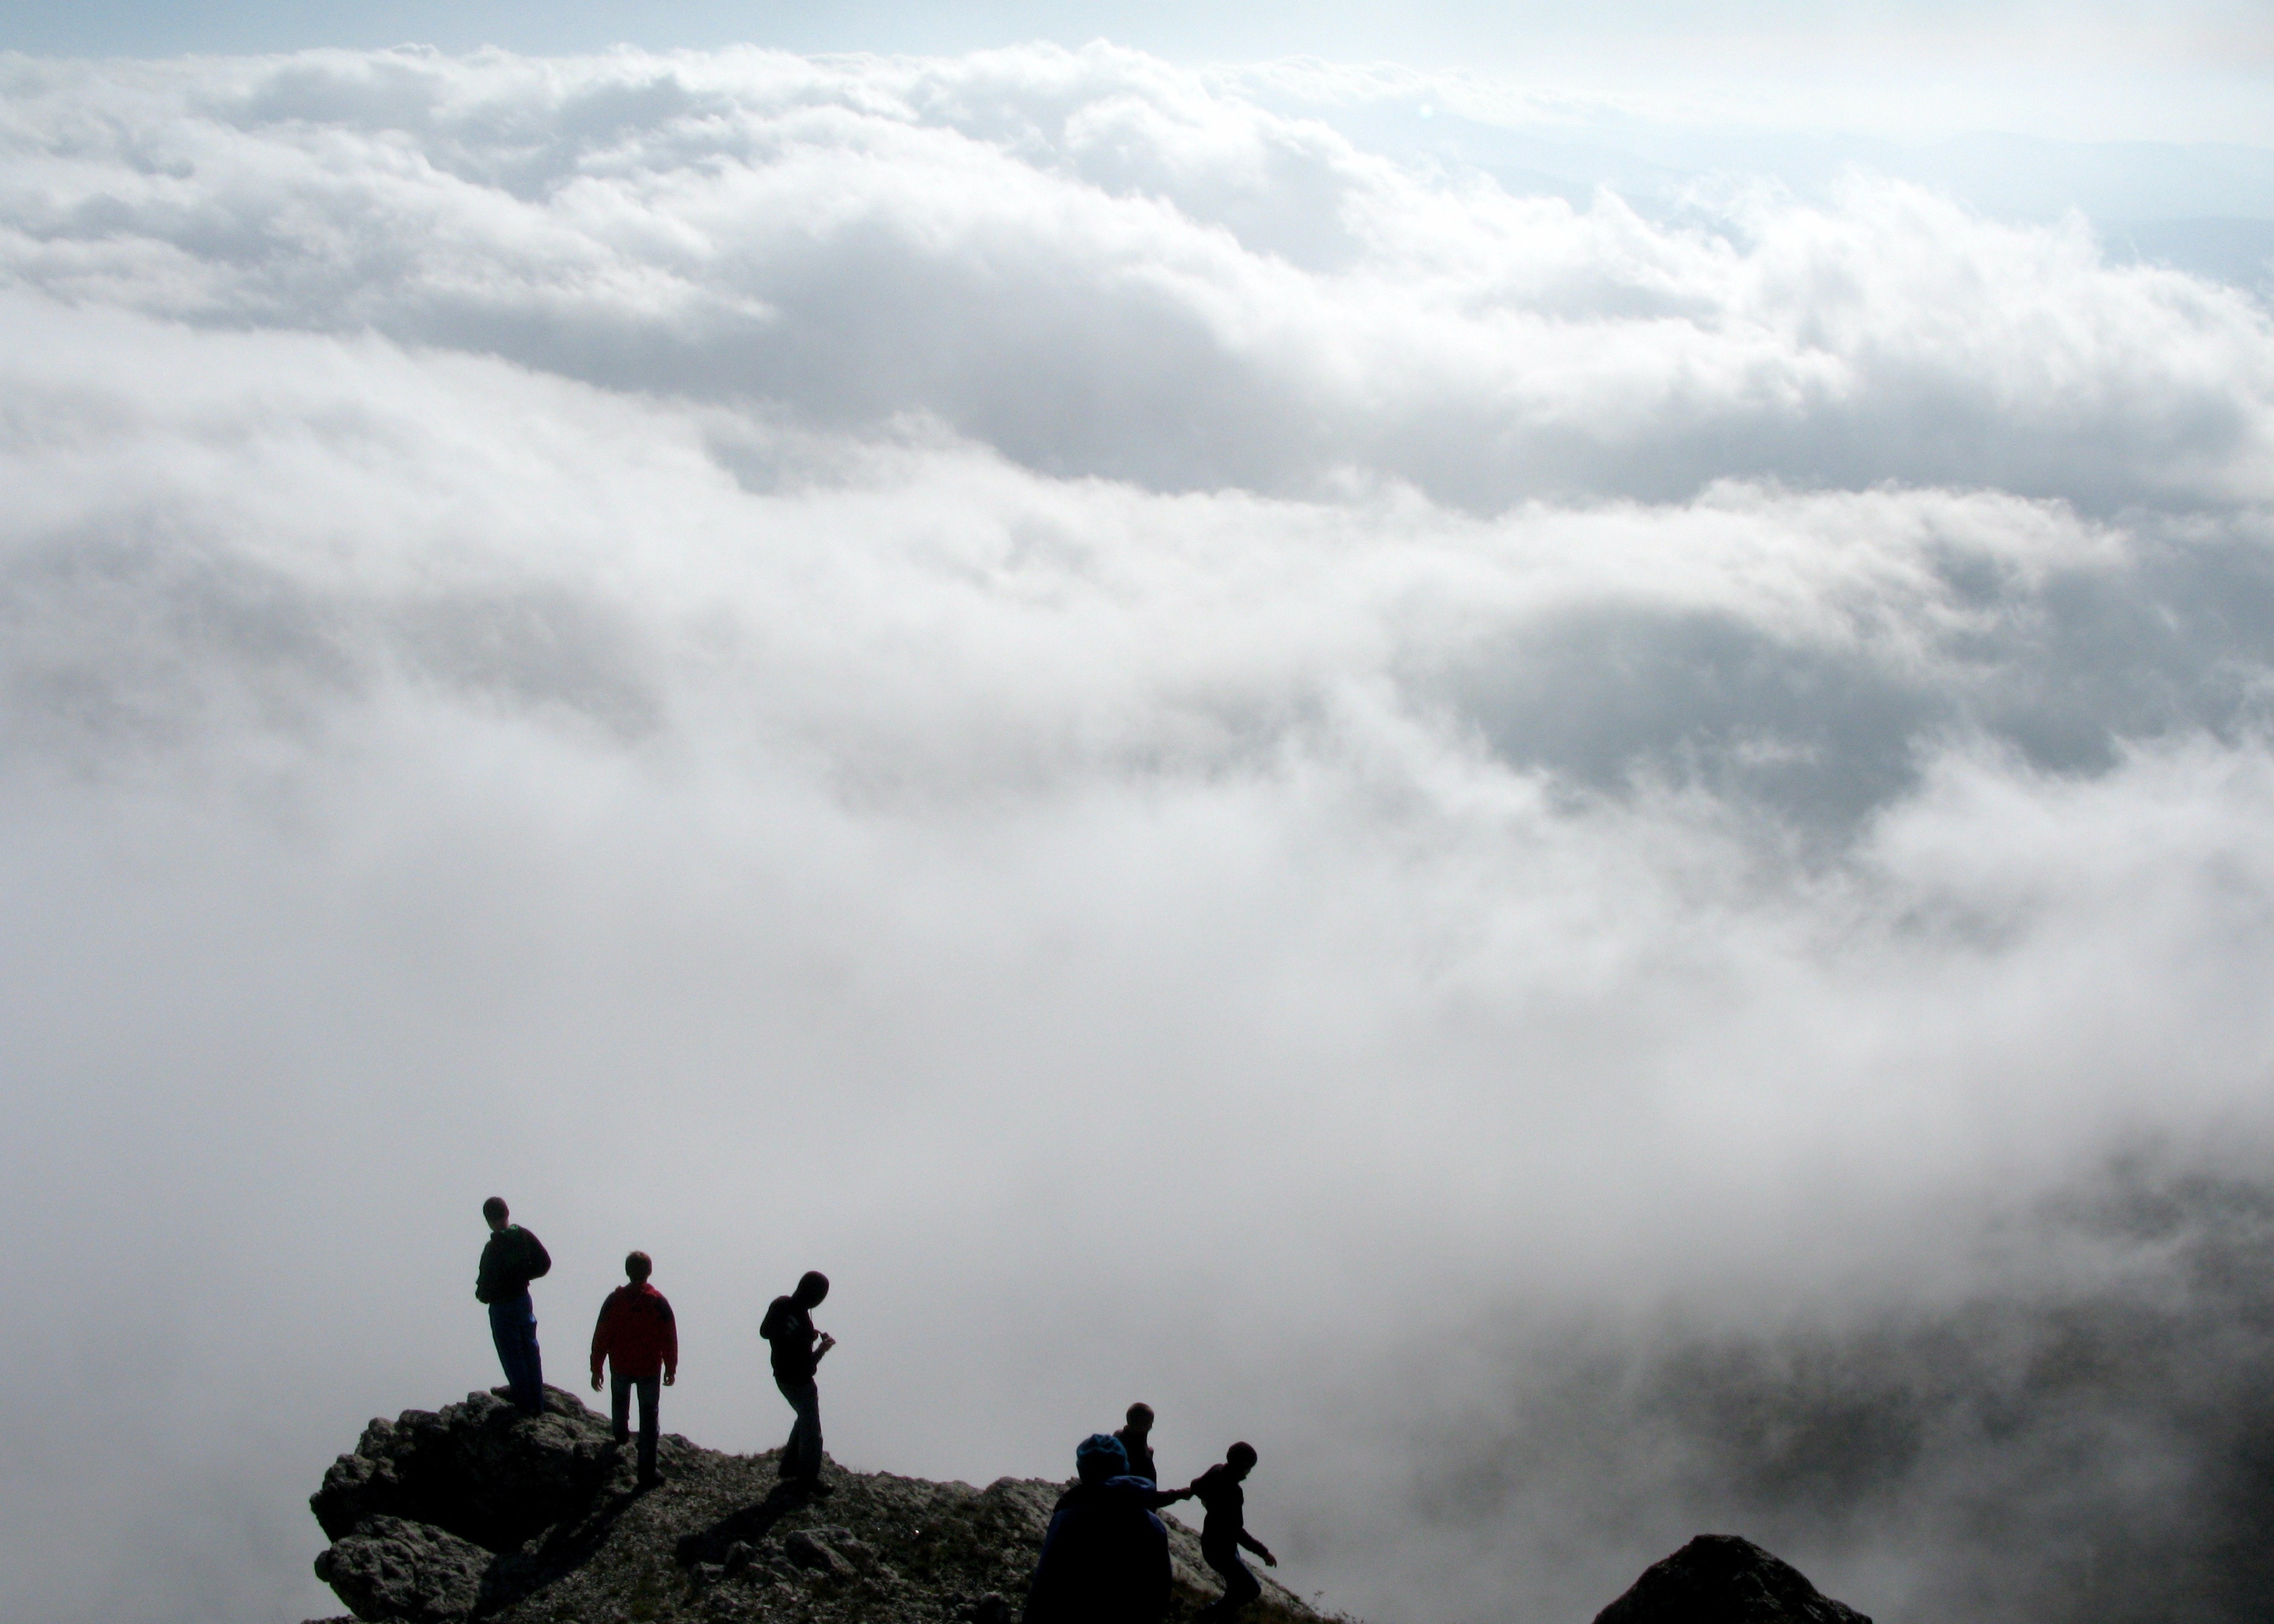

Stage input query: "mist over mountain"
[
  {"left": 1378, "top": 1151, "right": 2274, "bottom": 1622},
  {"left": 3, "top": 42, "right": 2273, "bottom": 1624}
]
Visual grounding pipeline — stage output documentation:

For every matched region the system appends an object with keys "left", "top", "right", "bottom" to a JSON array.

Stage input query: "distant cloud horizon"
[{"left": 5, "top": 0, "right": 2274, "bottom": 143}]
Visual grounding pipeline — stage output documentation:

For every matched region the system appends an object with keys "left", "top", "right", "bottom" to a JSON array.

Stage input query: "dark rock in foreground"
[
  {"left": 309, "top": 1385, "right": 1330, "bottom": 1623},
  {"left": 1592, "top": 1534, "right": 1873, "bottom": 1624},
  {"left": 310, "top": 1387, "right": 1880, "bottom": 1624}
]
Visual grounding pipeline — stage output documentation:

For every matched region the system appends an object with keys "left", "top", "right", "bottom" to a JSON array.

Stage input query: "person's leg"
[
  {"left": 1225, "top": 1555, "right": 1261, "bottom": 1614},
  {"left": 773, "top": 1373, "right": 823, "bottom": 1481},
  {"left": 610, "top": 1368, "right": 631, "bottom": 1441},
  {"left": 492, "top": 1295, "right": 544, "bottom": 1414},
  {"left": 790, "top": 1379, "right": 822, "bottom": 1479},
  {"left": 489, "top": 1300, "right": 517, "bottom": 1393},
  {"left": 1196, "top": 1546, "right": 1258, "bottom": 1623},
  {"left": 520, "top": 1307, "right": 544, "bottom": 1413},
  {"left": 773, "top": 1372, "right": 802, "bottom": 1476},
  {"left": 489, "top": 1296, "right": 538, "bottom": 1412},
  {"left": 635, "top": 1376, "right": 661, "bottom": 1483}
]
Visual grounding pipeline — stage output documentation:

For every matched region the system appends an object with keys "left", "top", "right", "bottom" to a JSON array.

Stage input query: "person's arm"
[
  {"left": 1134, "top": 1485, "right": 1189, "bottom": 1510},
  {"left": 812, "top": 1331, "right": 836, "bottom": 1364},
  {"left": 591, "top": 1296, "right": 615, "bottom": 1389},
  {"left": 1237, "top": 1528, "right": 1276, "bottom": 1565},
  {"left": 662, "top": 1299, "right": 679, "bottom": 1385}
]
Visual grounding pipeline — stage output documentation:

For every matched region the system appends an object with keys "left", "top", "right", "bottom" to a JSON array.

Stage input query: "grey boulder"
[
  {"left": 313, "top": 1515, "right": 489, "bottom": 1623},
  {"left": 312, "top": 1387, "right": 612, "bottom": 1552}
]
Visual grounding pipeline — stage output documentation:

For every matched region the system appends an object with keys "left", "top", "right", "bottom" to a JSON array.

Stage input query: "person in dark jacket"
[
  {"left": 1114, "top": 1402, "right": 1158, "bottom": 1484},
  {"left": 474, "top": 1197, "right": 552, "bottom": 1416},
  {"left": 759, "top": 1270, "right": 836, "bottom": 1494},
  {"left": 1186, "top": 1443, "right": 1276, "bottom": 1623},
  {"left": 1023, "top": 1434, "right": 1186, "bottom": 1624},
  {"left": 589, "top": 1250, "right": 679, "bottom": 1488}
]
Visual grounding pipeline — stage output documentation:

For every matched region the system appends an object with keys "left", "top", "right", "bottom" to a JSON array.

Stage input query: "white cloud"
[
  {"left": 6, "top": 46, "right": 2272, "bottom": 510},
  {"left": 4, "top": 43, "right": 2274, "bottom": 1624}
]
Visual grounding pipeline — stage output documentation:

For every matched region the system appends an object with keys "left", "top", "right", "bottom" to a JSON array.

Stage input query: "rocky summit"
[
  {"left": 306, "top": 1386, "right": 1334, "bottom": 1623},
  {"left": 306, "top": 1387, "right": 1874, "bottom": 1624},
  {"left": 1589, "top": 1534, "right": 1873, "bottom": 1624}
]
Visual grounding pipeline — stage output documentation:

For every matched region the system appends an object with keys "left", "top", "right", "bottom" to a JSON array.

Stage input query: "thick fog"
[{"left": 4, "top": 43, "right": 2274, "bottom": 1624}]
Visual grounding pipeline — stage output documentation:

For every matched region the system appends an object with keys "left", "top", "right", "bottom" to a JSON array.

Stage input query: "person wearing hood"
[
  {"left": 1023, "top": 1434, "right": 1187, "bottom": 1624},
  {"left": 474, "top": 1197, "right": 551, "bottom": 1416},
  {"left": 589, "top": 1250, "right": 678, "bottom": 1488},
  {"left": 759, "top": 1270, "right": 836, "bottom": 1494}
]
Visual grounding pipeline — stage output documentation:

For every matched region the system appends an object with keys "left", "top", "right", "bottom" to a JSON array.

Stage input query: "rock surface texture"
[
  {"left": 1590, "top": 1534, "right": 1873, "bottom": 1624},
  {"left": 308, "top": 1387, "right": 1334, "bottom": 1623}
]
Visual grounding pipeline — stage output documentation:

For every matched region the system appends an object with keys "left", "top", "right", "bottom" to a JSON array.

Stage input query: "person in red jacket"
[{"left": 589, "top": 1251, "right": 679, "bottom": 1488}]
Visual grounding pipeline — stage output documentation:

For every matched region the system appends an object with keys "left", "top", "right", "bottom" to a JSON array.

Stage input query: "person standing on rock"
[
  {"left": 589, "top": 1250, "right": 678, "bottom": 1489},
  {"left": 475, "top": 1196, "right": 552, "bottom": 1416},
  {"left": 1114, "top": 1403, "right": 1159, "bottom": 1484},
  {"left": 759, "top": 1269, "right": 835, "bottom": 1496},
  {"left": 1023, "top": 1433, "right": 1182, "bottom": 1624},
  {"left": 1186, "top": 1443, "right": 1277, "bottom": 1623}
]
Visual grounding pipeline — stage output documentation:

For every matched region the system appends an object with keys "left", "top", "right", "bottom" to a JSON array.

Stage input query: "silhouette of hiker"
[
  {"left": 474, "top": 1196, "right": 551, "bottom": 1416},
  {"left": 1023, "top": 1433, "right": 1186, "bottom": 1624},
  {"left": 1187, "top": 1443, "right": 1277, "bottom": 1623},
  {"left": 759, "top": 1270, "right": 835, "bottom": 1495},
  {"left": 589, "top": 1250, "right": 678, "bottom": 1488},
  {"left": 1114, "top": 1402, "right": 1159, "bottom": 1484}
]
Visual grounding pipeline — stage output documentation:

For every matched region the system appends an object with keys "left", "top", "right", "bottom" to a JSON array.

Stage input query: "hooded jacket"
[
  {"left": 1023, "top": 1476, "right": 1172, "bottom": 1624},
  {"left": 590, "top": 1282, "right": 679, "bottom": 1381}
]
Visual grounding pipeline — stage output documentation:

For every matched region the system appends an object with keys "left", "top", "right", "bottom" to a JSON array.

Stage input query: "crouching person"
[
  {"left": 590, "top": 1251, "right": 678, "bottom": 1488},
  {"left": 1024, "top": 1433, "right": 1186, "bottom": 1624}
]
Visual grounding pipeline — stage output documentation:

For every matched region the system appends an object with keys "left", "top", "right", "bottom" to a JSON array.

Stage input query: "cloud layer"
[{"left": 4, "top": 42, "right": 2274, "bottom": 1624}]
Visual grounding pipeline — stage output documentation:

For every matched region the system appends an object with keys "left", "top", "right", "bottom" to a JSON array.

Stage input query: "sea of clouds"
[{"left": 4, "top": 42, "right": 2274, "bottom": 1624}]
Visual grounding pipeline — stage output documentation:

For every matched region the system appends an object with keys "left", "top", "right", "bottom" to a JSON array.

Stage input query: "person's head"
[
  {"left": 1225, "top": 1441, "right": 1258, "bottom": 1480},
  {"left": 793, "top": 1270, "right": 830, "bottom": 1308},
  {"left": 624, "top": 1251, "right": 652, "bottom": 1283},
  {"left": 482, "top": 1197, "right": 509, "bottom": 1231},
  {"left": 1075, "top": 1433, "right": 1129, "bottom": 1485},
  {"left": 1124, "top": 1402, "right": 1155, "bottom": 1436}
]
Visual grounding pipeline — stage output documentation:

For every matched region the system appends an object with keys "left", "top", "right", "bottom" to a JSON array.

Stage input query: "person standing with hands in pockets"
[
  {"left": 760, "top": 1270, "right": 835, "bottom": 1496},
  {"left": 474, "top": 1197, "right": 551, "bottom": 1417}
]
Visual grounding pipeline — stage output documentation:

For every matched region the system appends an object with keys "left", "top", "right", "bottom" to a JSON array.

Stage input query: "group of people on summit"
[
  {"left": 474, "top": 1198, "right": 1277, "bottom": 1622},
  {"left": 474, "top": 1199, "right": 831, "bottom": 1498}
]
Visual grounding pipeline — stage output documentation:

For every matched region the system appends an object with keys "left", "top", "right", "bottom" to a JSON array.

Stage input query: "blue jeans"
[
  {"left": 488, "top": 1293, "right": 544, "bottom": 1415},
  {"left": 775, "top": 1372, "right": 822, "bottom": 1481}
]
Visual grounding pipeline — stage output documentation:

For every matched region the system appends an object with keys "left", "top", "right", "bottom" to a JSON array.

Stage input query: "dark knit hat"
[{"left": 1075, "top": 1433, "right": 1129, "bottom": 1483}]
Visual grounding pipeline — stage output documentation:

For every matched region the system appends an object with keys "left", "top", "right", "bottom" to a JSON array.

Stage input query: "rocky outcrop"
[
  {"left": 310, "top": 1388, "right": 1880, "bottom": 1624},
  {"left": 308, "top": 1385, "right": 1328, "bottom": 1623},
  {"left": 311, "top": 1388, "right": 614, "bottom": 1550},
  {"left": 1591, "top": 1534, "right": 1873, "bottom": 1624}
]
